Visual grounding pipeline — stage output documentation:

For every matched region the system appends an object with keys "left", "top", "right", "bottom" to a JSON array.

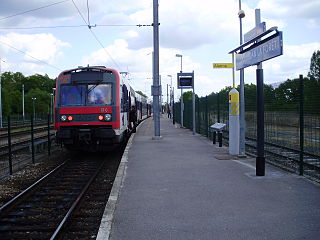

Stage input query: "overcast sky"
[{"left": 0, "top": 0, "right": 319, "bottom": 99}]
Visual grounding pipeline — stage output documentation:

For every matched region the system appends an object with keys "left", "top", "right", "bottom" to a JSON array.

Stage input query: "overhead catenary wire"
[
  {"left": 0, "top": 0, "right": 71, "bottom": 21},
  {"left": 0, "top": 39, "right": 63, "bottom": 71},
  {"left": 0, "top": 24, "right": 152, "bottom": 30},
  {"left": 71, "top": 0, "right": 121, "bottom": 70},
  {"left": 0, "top": 25, "right": 87, "bottom": 29}
]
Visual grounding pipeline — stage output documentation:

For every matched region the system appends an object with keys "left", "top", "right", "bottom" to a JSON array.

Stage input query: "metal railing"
[
  {"left": 173, "top": 78, "right": 320, "bottom": 182},
  {"left": 0, "top": 114, "right": 55, "bottom": 178}
]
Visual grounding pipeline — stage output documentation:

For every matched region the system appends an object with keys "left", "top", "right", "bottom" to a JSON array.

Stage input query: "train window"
[
  {"left": 121, "top": 85, "right": 128, "bottom": 112},
  {"left": 87, "top": 84, "right": 112, "bottom": 105},
  {"left": 61, "top": 85, "right": 85, "bottom": 106}
]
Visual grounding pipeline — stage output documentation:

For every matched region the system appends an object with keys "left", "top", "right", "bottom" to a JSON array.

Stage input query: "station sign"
[
  {"left": 236, "top": 31, "right": 283, "bottom": 70},
  {"left": 212, "top": 63, "right": 234, "bottom": 68},
  {"left": 244, "top": 22, "right": 266, "bottom": 43},
  {"left": 177, "top": 72, "right": 194, "bottom": 89}
]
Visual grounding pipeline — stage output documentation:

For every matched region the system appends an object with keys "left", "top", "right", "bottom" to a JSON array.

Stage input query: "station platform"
[{"left": 97, "top": 116, "right": 320, "bottom": 240}]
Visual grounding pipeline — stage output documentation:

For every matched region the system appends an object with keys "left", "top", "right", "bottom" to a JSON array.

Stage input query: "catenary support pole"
[{"left": 152, "top": 0, "right": 160, "bottom": 138}]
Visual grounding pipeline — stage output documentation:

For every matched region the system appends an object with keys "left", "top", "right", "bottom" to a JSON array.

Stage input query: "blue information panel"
[
  {"left": 177, "top": 72, "right": 194, "bottom": 89},
  {"left": 236, "top": 32, "right": 283, "bottom": 70}
]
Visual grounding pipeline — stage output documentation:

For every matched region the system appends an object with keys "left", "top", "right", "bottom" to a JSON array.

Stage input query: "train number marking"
[{"left": 100, "top": 108, "right": 110, "bottom": 113}]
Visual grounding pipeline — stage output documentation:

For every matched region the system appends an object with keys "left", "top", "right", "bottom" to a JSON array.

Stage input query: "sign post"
[
  {"left": 213, "top": 60, "right": 239, "bottom": 155},
  {"left": 229, "top": 15, "right": 283, "bottom": 176},
  {"left": 177, "top": 72, "right": 195, "bottom": 134}
]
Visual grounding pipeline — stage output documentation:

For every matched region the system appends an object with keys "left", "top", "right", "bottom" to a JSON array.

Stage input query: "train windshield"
[
  {"left": 61, "top": 85, "right": 85, "bottom": 106},
  {"left": 60, "top": 84, "right": 112, "bottom": 106},
  {"left": 87, "top": 84, "right": 112, "bottom": 105}
]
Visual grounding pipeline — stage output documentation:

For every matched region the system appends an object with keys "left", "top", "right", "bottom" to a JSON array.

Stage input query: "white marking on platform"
[{"left": 233, "top": 160, "right": 256, "bottom": 170}]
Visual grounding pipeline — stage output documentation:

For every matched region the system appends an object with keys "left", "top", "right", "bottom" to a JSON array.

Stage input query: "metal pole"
[
  {"left": 256, "top": 68, "right": 265, "bottom": 176},
  {"left": 31, "top": 115, "right": 35, "bottom": 164},
  {"left": 8, "top": 116, "right": 12, "bottom": 175},
  {"left": 255, "top": 8, "right": 265, "bottom": 176},
  {"left": 32, "top": 98, "right": 36, "bottom": 123},
  {"left": 50, "top": 93, "right": 53, "bottom": 124},
  {"left": 299, "top": 74, "right": 304, "bottom": 175},
  {"left": 48, "top": 114, "right": 51, "bottom": 156},
  {"left": 166, "top": 84, "right": 169, "bottom": 107},
  {"left": 217, "top": 92, "right": 220, "bottom": 122},
  {"left": 0, "top": 60, "right": 2, "bottom": 128},
  {"left": 205, "top": 95, "right": 208, "bottom": 137},
  {"left": 192, "top": 75, "right": 195, "bottom": 135},
  {"left": 22, "top": 84, "right": 25, "bottom": 123},
  {"left": 152, "top": 0, "right": 160, "bottom": 137},
  {"left": 172, "top": 87, "right": 175, "bottom": 124},
  {"left": 180, "top": 56, "right": 184, "bottom": 127},
  {"left": 239, "top": 0, "right": 246, "bottom": 156}
]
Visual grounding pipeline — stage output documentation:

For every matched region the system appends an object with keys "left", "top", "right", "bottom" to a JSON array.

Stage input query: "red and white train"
[{"left": 54, "top": 66, "right": 151, "bottom": 151}]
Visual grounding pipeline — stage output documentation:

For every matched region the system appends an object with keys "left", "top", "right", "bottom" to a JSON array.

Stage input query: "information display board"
[{"left": 177, "top": 72, "right": 194, "bottom": 89}]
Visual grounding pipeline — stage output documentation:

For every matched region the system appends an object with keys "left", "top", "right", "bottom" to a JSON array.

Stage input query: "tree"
[
  {"left": 308, "top": 50, "right": 320, "bottom": 81},
  {"left": 136, "top": 90, "right": 147, "bottom": 98},
  {"left": 1, "top": 71, "right": 55, "bottom": 116}
]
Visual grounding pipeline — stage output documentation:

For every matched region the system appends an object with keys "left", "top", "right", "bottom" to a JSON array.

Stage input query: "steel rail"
[
  {"left": 0, "top": 160, "right": 67, "bottom": 214},
  {"left": 245, "top": 140, "right": 320, "bottom": 171},
  {"left": 50, "top": 160, "right": 105, "bottom": 240}
]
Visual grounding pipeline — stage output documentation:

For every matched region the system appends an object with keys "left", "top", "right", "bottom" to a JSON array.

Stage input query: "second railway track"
[{"left": 0, "top": 156, "right": 107, "bottom": 240}]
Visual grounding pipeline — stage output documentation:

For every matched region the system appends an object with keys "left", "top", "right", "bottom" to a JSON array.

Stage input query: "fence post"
[
  {"left": 217, "top": 92, "right": 220, "bottom": 122},
  {"left": 31, "top": 115, "right": 35, "bottom": 164},
  {"left": 205, "top": 96, "right": 208, "bottom": 137},
  {"left": 48, "top": 114, "right": 51, "bottom": 156},
  {"left": 299, "top": 74, "right": 304, "bottom": 175},
  {"left": 8, "top": 116, "right": 13, "bottom": 175}
]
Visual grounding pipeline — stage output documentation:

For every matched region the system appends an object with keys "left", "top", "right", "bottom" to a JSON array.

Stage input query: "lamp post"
[
  {"left": 167, "top": 74, "right": 172, "bottom": 105},
  {"left": 238, "top": 0, "right": 246, "bottom": 156},
  {"left": 32, "top": 97, "right": 36, "bottom": 122},
  {"left": 175, "top": 54, "right": 183, "bottom": 127}
]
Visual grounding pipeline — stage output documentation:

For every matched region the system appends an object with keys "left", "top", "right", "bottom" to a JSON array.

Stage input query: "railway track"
[
  {"left": 0, "top": 125, "right": 53, "bottom": 141},
  {"left": 0, "top": 157, "right": 106, "bottom": 239},
  {"left": 245, "top": 137, "right": 320, "bottom": 180}
]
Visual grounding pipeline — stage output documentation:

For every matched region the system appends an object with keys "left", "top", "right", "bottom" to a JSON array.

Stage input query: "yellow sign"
[{"left": 212, "top": 63, "right": 234, "bottom": 68}]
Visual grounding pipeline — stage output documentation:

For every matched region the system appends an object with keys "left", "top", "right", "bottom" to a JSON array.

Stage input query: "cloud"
[
  {"left": 258, "top": 0, "right": 320, "bottom": 20},
  {"left": 0, "top": 32, "right": 70, "bottom": 75},
  {"left": 0, "top": 32, "right": 70, "bottom": 63},
  {"left": 123, "top": 0, "right": 241, "bottom": 50},
  {"left": 81, "top": 38, "right": 202, "bottom": 96}
]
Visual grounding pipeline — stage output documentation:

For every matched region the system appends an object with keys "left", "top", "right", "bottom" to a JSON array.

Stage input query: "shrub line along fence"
[{"left": 173, "top": 76, "right": 320, "bottom": 181}]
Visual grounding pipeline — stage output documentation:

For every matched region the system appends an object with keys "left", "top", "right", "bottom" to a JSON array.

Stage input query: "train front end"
[{"left": 54, "top": 66, "right": 124, "bottom": 151}]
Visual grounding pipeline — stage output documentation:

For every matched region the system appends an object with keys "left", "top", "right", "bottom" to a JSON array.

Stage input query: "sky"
[{"left": 0, "top": 0, "right": 319, "bottom": 100}]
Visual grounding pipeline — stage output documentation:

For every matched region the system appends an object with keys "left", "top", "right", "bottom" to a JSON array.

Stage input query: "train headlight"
[
  {"left": 67, "top": 116, "right": 73, "bottom": 121},
  {"left": 98, "top": 115, "right": 104, "bottom": 121},
  {"left": 61, "top": 115, "right": 67, "bottom": 121},
  {"left": 104, "top": 114, "right": 112, "bottom": 121}
]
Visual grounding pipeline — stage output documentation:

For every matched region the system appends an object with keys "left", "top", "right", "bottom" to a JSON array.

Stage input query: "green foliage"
[
  {"left": 1, "top": 71, "right": 55, "bottom": 116},
  {"left": 136, "top": 90, "right": 148, "bottom": 98},
  {"left": 308, "top": 50, "right": 320, "bottom": 81}
]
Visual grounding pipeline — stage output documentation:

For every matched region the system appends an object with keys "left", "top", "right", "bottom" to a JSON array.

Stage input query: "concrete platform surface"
[{"left": 97, "top": 116, "right": 320, "bottom": 240}]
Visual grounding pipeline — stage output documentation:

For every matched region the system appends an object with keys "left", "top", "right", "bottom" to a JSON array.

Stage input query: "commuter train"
[{"left": 54, "top": 66, "right": 151, "bottom": 151}]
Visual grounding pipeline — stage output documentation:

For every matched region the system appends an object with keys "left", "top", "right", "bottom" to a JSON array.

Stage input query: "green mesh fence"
[{"left": 173, "top": 77, "right": 320, "bottom": 181}]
